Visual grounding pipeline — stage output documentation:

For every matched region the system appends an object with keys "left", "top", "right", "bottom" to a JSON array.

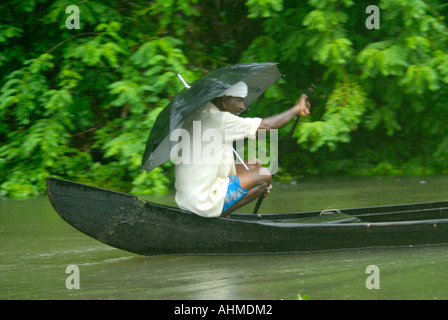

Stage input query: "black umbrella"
[{"left": 140, "top": 62, "right": 282, "bottom": 172}]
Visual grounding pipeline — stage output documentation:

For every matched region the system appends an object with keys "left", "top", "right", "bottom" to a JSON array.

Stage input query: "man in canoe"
[{"left": 173, "top": 81, "right": 310, "bottom": 218}]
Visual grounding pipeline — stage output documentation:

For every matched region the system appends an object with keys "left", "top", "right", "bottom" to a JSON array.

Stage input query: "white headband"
[{"left": 217, "top": 81, "right": 248, "bottom": 98}]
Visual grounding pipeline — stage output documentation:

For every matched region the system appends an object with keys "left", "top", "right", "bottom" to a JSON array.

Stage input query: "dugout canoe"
[{"left": 46, "top": 177, "right": 448, "bottom": 256}]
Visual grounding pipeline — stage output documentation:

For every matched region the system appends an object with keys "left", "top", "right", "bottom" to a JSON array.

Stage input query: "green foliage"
[
  {"left": 0, "top": 0, "right": 197, "bottom": 197},
  {"left": 296, "top": 293, "right": 311, "bottom": 300},
  {"left": 243, "top": 0, "right": 448, "bottom": 176},
  {"left": 297, "top": 80, "right": 367, "bottom": 151},
  {"left": 1, "top": 0, "right": 448, "bottom": 198},
  {"left": 246, "top": 0, "right": 284, "bottom": 18}
]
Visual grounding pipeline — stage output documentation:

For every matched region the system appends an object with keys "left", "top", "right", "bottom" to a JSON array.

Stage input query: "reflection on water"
[{"left": 1, "top": 175, "right": 448, "bottom": 299}]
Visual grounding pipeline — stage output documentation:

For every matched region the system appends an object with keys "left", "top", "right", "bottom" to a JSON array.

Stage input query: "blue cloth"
[{"left": 222, "top": 175, "right": 248, "bottom": 212}]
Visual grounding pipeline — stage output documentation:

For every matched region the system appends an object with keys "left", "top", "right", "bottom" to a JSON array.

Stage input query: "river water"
[{"left": 1, "top": 175, "right": 448, "bottom": 300}]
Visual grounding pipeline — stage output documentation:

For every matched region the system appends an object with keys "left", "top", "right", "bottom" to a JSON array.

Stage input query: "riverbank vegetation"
[{"left": 1, "top": 0, "right": 448, "bottom": 197}]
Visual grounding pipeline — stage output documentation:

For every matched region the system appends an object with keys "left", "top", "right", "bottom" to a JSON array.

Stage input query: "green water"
[{"left": 1, "top": 175, "right": 448, "bottom": 300}]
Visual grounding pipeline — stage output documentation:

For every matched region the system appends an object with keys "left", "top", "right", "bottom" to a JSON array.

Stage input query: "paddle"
[{"left": 252, "top": 84, "right": 316, "bottom": 214}]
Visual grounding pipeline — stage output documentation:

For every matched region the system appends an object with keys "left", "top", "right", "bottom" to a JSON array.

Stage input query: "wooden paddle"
[{"left": 252, "top": 84, "right": 316, "bottom": 214}]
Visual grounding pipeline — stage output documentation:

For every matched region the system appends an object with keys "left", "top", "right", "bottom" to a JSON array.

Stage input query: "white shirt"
[{"left": 173, "top": 102, "right": 262, "bottom": 217}]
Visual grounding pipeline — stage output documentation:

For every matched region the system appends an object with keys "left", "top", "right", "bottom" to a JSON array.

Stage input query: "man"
[{"left": 174, "top": 81, "right": 310, "bottom": 218}]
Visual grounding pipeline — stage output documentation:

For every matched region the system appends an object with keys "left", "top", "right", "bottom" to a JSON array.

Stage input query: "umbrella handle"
[
  {"left": 233, "top": 147, "right": 250, "bottom": 171},
  {"left": 177, "top": 74, "right": 191, "bottom": 89}
]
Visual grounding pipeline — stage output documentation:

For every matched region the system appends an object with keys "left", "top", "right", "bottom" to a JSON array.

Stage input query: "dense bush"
[{"left": 1, "top": 0, "right": 447, "bottom": 197}]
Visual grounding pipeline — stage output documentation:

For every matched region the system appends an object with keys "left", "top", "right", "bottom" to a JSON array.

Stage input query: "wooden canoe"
[{"left": 46, "top": 177, "right": 448, "bottom": 256}]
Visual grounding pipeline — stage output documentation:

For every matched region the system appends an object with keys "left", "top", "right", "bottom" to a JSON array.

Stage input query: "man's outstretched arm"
[{"left": 258, "top": 94, "right": 310, "bottom": 132}]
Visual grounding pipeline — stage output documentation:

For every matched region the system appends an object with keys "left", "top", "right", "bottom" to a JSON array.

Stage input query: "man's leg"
[
  {"left": 220, "top": 160, "right": 272, "bottom": 217},
  {"left": 235, "top": 157, "right": 262, "bottom": 173}
]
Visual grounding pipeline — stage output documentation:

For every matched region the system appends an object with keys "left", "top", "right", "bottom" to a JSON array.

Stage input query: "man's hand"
[
  {"left": 259, "top": 93, "right": 311, "bottom": 132},
  {"left": 294, "top": 94, "right": 311, "bottom": 117},
  {"left": 264, "top": 184, "right": 272, "bottom": 198}
]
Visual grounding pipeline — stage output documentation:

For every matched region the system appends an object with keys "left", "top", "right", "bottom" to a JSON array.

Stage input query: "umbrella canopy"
[{"left": 140, "top": 62, "right": 282, "bottom": 172}]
